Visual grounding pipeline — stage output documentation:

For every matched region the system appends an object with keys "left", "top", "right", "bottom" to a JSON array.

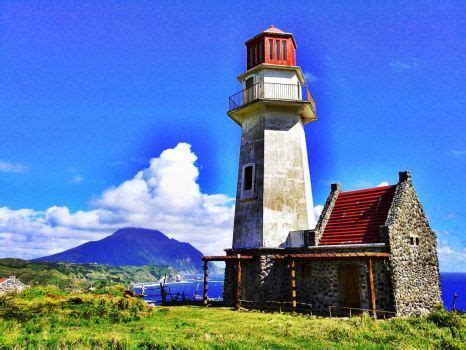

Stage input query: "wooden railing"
[{"left": 328, "top": 305, "right": 396, "bottom": 319}]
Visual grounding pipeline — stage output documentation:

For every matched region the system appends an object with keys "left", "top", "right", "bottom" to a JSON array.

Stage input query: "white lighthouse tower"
[{"left": 228, "top": 26, "right": 317, "bottom": 249}]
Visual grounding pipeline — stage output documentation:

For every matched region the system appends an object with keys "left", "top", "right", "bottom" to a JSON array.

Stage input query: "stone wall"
[
  {"left": 223, "top": 254, "right": 394, "bottom": 314},
  {"left": 384, "top": 172, "right": 442, "bottom": 316},
  {"left": 313, "top": 183, "right": 341, "bottom": 245}
]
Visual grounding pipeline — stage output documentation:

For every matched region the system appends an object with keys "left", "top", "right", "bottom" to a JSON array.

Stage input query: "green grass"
[{"left": 0, "top": 287, "right": 465, "bottom": 349}]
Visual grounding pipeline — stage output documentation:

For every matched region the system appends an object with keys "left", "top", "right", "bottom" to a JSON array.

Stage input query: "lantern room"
[{"left": 245, "top": 25, "right": 297, "bottom": 70}]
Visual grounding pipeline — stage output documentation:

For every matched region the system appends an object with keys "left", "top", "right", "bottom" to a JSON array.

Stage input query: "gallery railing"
[{"left": 228, "top": 82, "right": 316, "bottom": 113}]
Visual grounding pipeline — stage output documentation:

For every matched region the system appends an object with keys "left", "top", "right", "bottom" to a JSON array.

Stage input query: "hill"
[
  {"left": 35, "top": 228, "right": 209, "bottom": 273},
  {"left": 0, "top": 258, "right": 172, "bottom": 289}
]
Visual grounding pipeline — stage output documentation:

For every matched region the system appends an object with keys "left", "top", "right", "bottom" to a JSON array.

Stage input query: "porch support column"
[
  {"left": 235, "top": 254, "right": 242, "bottom": 310},
  {"left": 203, "top": 260, "right": 208, "bottom": 305},
  {"left": 367, "top": 257, "right": 376, "bottom": 318},
  {"left": 290, "top": 258, "right": 297, "bottom": 311}
]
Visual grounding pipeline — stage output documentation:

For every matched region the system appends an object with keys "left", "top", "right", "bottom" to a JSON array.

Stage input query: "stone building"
[
  {"left": 201, "top": 26, "right": 441, "bottom": 317},
  {"left": 0, "top": 276, "right": 28, "bottom": 295}
]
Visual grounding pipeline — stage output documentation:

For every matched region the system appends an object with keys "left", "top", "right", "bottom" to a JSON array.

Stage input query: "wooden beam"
[
  {"left": 290, "top": 258, "right": 297, "bottom": 311},
  {"left": 201, "top": 255, "right": 254, "bottom": 261},
  {"left": 235, "top": 256, "right": 242, "bottom": 310},
  {"left": 203, "top": 260, "right": 208, "bottom": 305},
  {"left": 367, "top": 257, "right": 376, "bottom": 318}
]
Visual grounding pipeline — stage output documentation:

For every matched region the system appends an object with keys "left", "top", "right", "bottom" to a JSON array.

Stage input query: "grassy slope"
[
  {"left": 0, "top": 258, "right": 172, "bottom": 289},
  {"left": 0, "top": 287, "right": 465, "bottom": 349}
]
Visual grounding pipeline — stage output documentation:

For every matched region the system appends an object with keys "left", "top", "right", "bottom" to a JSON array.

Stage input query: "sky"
[{"left": 0, "top": 1, "right": 464, "bottom": 271}]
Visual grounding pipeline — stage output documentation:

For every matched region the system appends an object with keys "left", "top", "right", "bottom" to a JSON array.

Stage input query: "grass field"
[{"left": 0, "top": 286, "right": 465, "bottom": 349}]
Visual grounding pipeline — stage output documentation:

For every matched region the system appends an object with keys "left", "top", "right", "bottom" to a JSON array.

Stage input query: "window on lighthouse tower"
[{"left": 241, "top": 163, "right": 256, "bottom": 199}]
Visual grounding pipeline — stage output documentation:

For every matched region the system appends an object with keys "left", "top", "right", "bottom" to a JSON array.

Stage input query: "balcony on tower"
[
  {"left": 227, "top": 26, "right": 317, "bottom": 125},
  {"left": 228, "top": 81, "right": 316, "bottom": 115}
]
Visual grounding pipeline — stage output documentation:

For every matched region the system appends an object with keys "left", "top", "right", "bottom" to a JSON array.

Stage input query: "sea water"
[{"left": 135, "top": 272, "right": 466, "bottom": 311}]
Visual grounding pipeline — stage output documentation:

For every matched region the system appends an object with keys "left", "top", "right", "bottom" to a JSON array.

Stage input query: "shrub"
[{"left": 427, "top": 305, "right": 463, "bottom": 329}]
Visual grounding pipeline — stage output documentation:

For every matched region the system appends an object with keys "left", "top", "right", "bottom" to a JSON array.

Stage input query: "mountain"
[{"left": 34, "top": 228, "right": 209, "bottom": 273}]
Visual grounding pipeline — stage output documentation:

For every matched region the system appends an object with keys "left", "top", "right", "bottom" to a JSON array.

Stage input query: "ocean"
[{"left": 135, "top": 272, "right": 466, "bottom": 311}]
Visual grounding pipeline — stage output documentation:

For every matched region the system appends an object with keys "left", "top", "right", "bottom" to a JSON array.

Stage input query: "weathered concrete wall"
[
  {"left": 263, "top": 110, "right": 313, "bottom": 247},
  {"left": 232, "top": 114, "right": 265, "bottom": 249},
  {"left": 385, "top": 172, "right": 442, "bottom": 316},
  {"left": 232, "top": 105, "right": 314, "bottom": 249}
]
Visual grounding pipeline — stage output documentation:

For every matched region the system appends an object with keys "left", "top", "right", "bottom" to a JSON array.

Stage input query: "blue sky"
[{"left": 0, "top": 1, "right": 464, "bottom": 271}]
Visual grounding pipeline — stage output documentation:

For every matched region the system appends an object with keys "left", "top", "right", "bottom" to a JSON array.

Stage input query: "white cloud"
[
  {"left": 0, "top": 143, "right": 234, "bottom": 259},
  {"left": 304, "top": 72, "right": 318, "bottom": 83},
  {"left": 389, "top": 58, "right": 420, "bottom": 71},
  {"left": 449, "top": 150, "right": 466, "bottom": 158},
  {"left": 314, "top": 205, "right": 323, "bottom": 223},
  {"left": 0, "top": 160, "right": 28, "bottom": 173},
  {"left": 436, "top": 231, "right": 466, "bottom": 272},
  {"left": 377, "top": 181, "right": 389, "bottom": 187},
  {"left": 70, "top": 175, "right": 85, "bottom": 184}
]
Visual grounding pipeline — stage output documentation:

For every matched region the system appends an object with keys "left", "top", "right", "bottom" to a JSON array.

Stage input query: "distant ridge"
[{"left": 34, "top": 228, "right": 208, "bottom": 273}]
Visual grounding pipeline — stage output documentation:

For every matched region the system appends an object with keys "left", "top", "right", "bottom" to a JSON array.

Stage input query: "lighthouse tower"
[{"left": 228, "top": 26, "right": 317, "bottom": 249}]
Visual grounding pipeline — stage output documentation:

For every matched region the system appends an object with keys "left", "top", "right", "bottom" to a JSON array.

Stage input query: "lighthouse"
[
  {"left": 202, "top": 27, "right": 441, "bottom": 316},
  {"left": 228, "top": 26, "right": 317, "bottom": 249}
]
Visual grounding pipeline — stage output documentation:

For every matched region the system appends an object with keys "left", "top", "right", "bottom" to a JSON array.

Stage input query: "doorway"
[{"left": 340, "top": 264, "right": 361, "bottom": 308}]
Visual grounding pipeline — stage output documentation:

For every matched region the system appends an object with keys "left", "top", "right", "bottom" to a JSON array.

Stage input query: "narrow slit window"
[
  {"left": 410, "top": 237, "right": 414, "bottom": 245},
  {"left": 415, "top": 237, "right": 420, "bottom": 246},
  {"left": 243, "top": 165, "right": 253, "bottom": 191},
  {"left": 282, "top": 40, "right": 287, "bottom": 61},
  {"left": 249, "top": 47, "right": 253, "bottom": 67},
  {"left": 254, "top": 44, "right": 258, "bottom": 65},
  {"left": 276, "top": 40, "right": 280, "bottom": 60},
  {"left": 269, "top": 39, "right": 273, "bottom": 59},
  {"left": 259, "top": 42, "right": 263, "bottom": 63}
]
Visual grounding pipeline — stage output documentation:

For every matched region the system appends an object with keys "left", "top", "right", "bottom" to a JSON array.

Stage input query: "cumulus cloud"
[
  {"left": 0, "top": 160, "right": 28, "bottom": 173},
  {"left": 0, "top": 143, "right": 235, "bottom": 258},
  {"left": 377, "top": 181, "right": 389, "bottom": 187}
]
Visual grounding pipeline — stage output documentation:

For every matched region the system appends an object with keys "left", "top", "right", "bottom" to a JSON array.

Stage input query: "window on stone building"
[{"left": 410, "top": 236, "right": 420, "bottom": 246}]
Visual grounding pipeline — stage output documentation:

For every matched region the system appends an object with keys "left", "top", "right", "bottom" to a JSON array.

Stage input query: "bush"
[{"left": 427, "top": 304, "right": 463, "bottom": 329}]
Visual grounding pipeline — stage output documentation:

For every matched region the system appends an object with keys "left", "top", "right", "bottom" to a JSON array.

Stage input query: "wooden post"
[
  {"left": 290, "top": 258, "right": 297, "bottom": 312},
  {"left": 235, "top": 254, "right": 242, "bottom": 310},
  {"left": 367, "top": 257, "right": 376, "bottom": 318},
  {"left": 203, "top": 260, "right": 208, "bottom": 305}
]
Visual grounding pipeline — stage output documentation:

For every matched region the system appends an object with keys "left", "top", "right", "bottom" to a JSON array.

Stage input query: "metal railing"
[{"left": 228, "top": 82, "right": 316, "bottom": 113}]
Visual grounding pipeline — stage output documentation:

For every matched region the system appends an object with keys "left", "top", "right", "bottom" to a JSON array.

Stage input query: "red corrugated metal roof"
[
  {"left": 319, "top": 185, "right": 396, "bottom": 245},
  {"left": 0, "top": 278, "right": 6, "bottom": 283}
]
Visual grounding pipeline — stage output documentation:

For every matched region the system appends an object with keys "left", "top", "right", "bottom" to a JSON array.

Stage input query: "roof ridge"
[{"left": 339, "top": 185, "right": 395, "bottom": 195}]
